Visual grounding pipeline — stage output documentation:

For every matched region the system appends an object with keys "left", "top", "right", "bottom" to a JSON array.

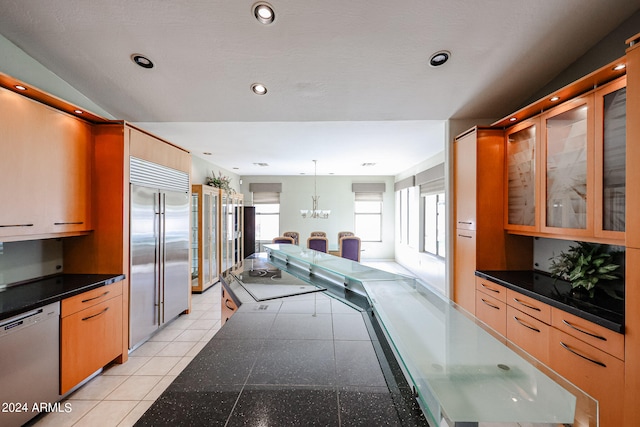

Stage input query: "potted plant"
[
  {"left": 206, "top": 171, "right": 234, "bottom": 194},
  {"left": 549, "top": 242, "right": 620, "bottom": 298}
]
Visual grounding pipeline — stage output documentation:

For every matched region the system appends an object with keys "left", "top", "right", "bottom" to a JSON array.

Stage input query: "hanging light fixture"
[{"left": 300, "top": 160, "right": 331, "bottom": 219}]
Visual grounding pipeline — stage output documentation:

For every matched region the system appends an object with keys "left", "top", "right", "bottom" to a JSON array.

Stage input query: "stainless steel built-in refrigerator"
[{"left": 129, "top": 157, "right": 190, "bottom": 349}]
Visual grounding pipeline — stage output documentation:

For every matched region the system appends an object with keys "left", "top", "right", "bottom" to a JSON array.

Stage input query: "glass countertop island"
[{"left": 265, "top": 244, "right": 595, "bottom": 427}]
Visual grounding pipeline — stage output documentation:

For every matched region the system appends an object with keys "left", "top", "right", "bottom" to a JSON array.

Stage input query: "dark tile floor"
[{"left": 136, "top": 292, "right": 413, "bottom": 426}]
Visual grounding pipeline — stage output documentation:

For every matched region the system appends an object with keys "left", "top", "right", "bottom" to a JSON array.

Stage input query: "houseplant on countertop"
[{"left": 549, "top": 242, "right": 621, "bottom": 299}]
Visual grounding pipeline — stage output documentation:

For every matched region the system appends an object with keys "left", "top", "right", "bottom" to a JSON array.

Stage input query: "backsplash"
[{"left": 0, "top": 239, "right": 63, "bottom": 286}]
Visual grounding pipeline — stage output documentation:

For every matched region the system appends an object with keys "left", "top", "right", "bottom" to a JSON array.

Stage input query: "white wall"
[
  {"left": 191, "top": 155, "right": 241, "bottom": 192},
  {"left": 240, "top": 175, "right": 395, "bottom": 260}
]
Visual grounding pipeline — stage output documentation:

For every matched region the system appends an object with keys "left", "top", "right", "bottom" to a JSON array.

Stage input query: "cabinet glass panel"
[
  {"left": 602, "top": 87, "right": 626, "bottom": 232},
  {"left": 203, "top": 193, "right": 212, "bottom": 284},
  {"left": 506, "top": 124, "right": 536, "bottom": 227},
  {"left": 191, "top": 193, "right": 199, "bottom": 287},
  {"left": 545, "top": 105, "right": 588, "bottom": 229},
  {"left": 211, "top": 192, "right": 218, "bottom": 278}
]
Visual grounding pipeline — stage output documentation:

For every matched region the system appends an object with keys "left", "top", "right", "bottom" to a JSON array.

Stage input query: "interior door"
[
  {"left": 129, "top": 184, "right": 160, "bottom": 347},
  {"left": 162, "top": 190, "right": 190, "bottom": 323}
]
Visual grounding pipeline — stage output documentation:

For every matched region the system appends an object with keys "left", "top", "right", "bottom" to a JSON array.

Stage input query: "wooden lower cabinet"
[
  {"left": 221, "top": 286, "right": 238, "bottom": 325},
  {"left": 549, "top": 328, "right": 624, "bottom": 427},
  {"left": 506, "top": 305, "right": 550, "bottom": 365},
  {"left": 475, "top": 291, "right": 507, "bottom": 337},
  {"left": 454, "top": 230, "right": 476, "bottom": 314},
  {"left": 60, "top": 283, "right": 123, "bottom": 394}
]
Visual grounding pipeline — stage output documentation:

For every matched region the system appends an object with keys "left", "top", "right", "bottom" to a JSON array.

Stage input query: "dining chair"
[
  {"left": 339, "top": 236, "right": 361, "bottom": 262},
  {"left": 282, "top": 231, "right": 299, "bottom": 245},
  {"left": 272, "top": 236, "right": 295, "bottom": 244},
  {"left": 307, "top": 236, "right": 328, "bottom": 253},
  {"left": 310, "top": 231, "right": 327, "bottom": 237},
  {"left": 337, "top": 231, "right": 355, "bottom": 241}
]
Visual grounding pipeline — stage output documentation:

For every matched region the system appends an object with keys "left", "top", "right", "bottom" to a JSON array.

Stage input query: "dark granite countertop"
[
  {"left": 0, "top": 273, "right": 126, "bottom": 321},
  {"left": 475, "top": 270, "right": 624, "bottom": 333}
]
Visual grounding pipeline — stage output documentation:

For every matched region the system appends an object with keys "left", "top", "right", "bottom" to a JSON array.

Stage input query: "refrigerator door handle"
[
  {"left": 154, "top": 193, "right": 161, "bottom": 323},
  {"left": 160, "top": 192, "right": 166, "bottom": 324}
]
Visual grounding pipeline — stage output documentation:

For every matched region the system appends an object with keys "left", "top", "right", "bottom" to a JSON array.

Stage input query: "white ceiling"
[{"left": 0, "top": 1, "right": 638, "bottom": 175}]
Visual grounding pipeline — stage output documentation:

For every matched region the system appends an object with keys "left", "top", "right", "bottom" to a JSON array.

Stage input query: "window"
[
  {"left": 423, "top": 192, "right": 446, "bottom": 257},
  {"left": 355, "top": 193, "right": 382, "bottom": 242},
  {"left": 250, "top": 183, "right": 282, "bottom": 241},
  {"left": 255, "top": 203, "right": 280, "bottom": 240}
]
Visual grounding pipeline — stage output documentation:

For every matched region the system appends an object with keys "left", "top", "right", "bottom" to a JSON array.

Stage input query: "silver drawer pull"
[
  {"left": 81, "top": 291, "right": 110, "bottom": 303},
  {"left": 458, "top": 234, "right": 473, "bottom": 239},
  {"left": 54, "top": 221, "right": 84, "bottom": 225},
  {"left": 560, "top": 341, "right": 606, "bottom": 368},
  {"left": 480, "top": 283, "right": 500, "bottom": 293},
  {"left": 458, "top": 221, "right": 473, "bottom": 225},
  {"left": 513, "top": 297, "right": 541, "bottom": 311},
  {"left": 562, "top": 319, "right": 606, "bottom": 341},
  {"left": 224, "top": 299, "right": 236, "bottom": 311},
  {"left": 481, "top": 298, "right": 500, "bottom": 310},
  {"left": 82, "top": 307, "right": 109, "bottom": 321},
  {"left": 0, "top": 223, "right": 34, "bottom": 228},
  {"left": 513, "top": 316, "right": 540, "bottom": 333}
]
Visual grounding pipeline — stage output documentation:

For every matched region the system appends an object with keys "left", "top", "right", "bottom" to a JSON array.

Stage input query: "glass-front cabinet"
[
  {"left": 595, "top": 76, "right": 626, "bottom": 240},
  {"left": 191, "top": 185, "right": 220, "bottom": 293},
  {"left": 221, "top": 191, "right": 244, "bottom": 273},
  {"left": 541, "top": 94, "right": 594, "bottom": 236},
  {"left": 504, "top": 118, "right": 539, "bottom": 232}
]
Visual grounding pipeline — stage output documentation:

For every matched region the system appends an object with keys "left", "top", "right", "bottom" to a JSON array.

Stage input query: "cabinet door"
[
  {"left": 541, "top": 95, "right": 595, "bottom": 236},
  {"left": 191, "top": 191, "right": 200, "bottom": 289},
  {"left": 504, "top": 119, "right": 539, "bottom": 232},
  {"left": 454, "top": 230, "right": 476, "bottom": 314},
  {"left": 549, "top": 328, "right": 623, "bottom": 427},
  {"left": 202, "top": 191, "right": 212, "bottom": 285},
  {"left": 221, "top": 286, "right": 238, "bottom": 324},
  {"left": 506, "top": 305, "right": 550, "bottom": 365},
  {"left": 61, "top": 295, "right": 123, "bottom": 394},
  {"left": 45, "top": 112, "right": 92, "bottom": 233},
  {"left": 454, "top": 131, "right": 477, "bottom": 230},
  {"left": 506, "top": 288, "right": 551, "bottom": 324},
  {"left": 594, "top": 76, "right": 626, "bottom": 241},
  {"left": 0, "top": 88, "right": 48, "bottom": 237},
  {"left": 476, "top": 291, "right": 506, "bottom": 337}
]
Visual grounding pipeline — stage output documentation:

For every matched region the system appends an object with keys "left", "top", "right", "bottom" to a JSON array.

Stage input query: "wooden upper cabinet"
[
  {"left": 504, "top": 118, "right": 540, "bottom": 232},
  {"left": 594, "top": 76, "right": 626, "bottom": 241},
  {"left": 0, "top": 87, "right": 92, "bottom": 240},
  {"left": 44, "top": 108, "right": 93, "bottom": 234},
  {"left": 454, "top": 130, "right": 478, "bottom": 230},
  {"left": 540, "top": 94, "right": 595, "bottom": 237}
]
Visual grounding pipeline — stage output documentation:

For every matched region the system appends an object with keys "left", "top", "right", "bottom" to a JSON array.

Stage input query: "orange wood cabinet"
[
  {"left": 475, "top": 276, "right": 507, "bottom": 302},
  {"left": 475, "top": 290, "right": 507, "bottom": 337},
  {"left": 453, "top": 127, "right": 516, "bottom": 315},
  {"left": 60, "top": 282, "right": 123, "bottom": 394},
  {"left": 549, "top": 327, "right": 624, "bottom": 427},
  {"left": 506, "top": 305, "right": 550, "bottom": 365},
  {"left": 0, "top": 86, "right": 92, "bottom": 241},
  {"left": 191, "top": 185, "right": 221, "bottom": 293},
  {"left": 221, "top": 285, "right": 238, "bottom": 325}
]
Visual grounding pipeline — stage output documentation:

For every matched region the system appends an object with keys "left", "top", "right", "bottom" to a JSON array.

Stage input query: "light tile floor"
[{"left": 31, "top": 261, "right": 415, "bottom": 427}]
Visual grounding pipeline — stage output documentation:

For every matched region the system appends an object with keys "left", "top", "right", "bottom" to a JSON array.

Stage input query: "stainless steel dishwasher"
[{"left": 0, "top": 301, "right": 61, "bottom": 427}]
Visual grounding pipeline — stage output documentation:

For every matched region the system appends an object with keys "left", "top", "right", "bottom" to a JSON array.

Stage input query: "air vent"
[{"left": 253, "top": 162, "right": 269, "bottom": 167}]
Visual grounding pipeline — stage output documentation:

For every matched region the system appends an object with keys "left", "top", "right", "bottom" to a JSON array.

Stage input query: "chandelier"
[{"left": 300, "top": 160, "right": 331, "bottom": 219}]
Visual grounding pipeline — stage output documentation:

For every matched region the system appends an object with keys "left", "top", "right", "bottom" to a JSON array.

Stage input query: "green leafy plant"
[
  {"left": 206, "top": 170, "right": 234, "bottom": 193},
  {"left": 549, "top": 242, "right": 620, "bottom": 297}
]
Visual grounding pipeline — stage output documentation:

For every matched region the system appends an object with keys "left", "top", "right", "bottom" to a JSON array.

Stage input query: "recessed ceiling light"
[
  {"left": 613, "top": 64, "right": 626, "bottom": 71},
  {"left": 14, "top": 85, "right": 27, "bottom": 91},
  {"left": 550, "top": 96, "right": 560, "bottom": 102},
  {"left": 251, "top": 83, "right": 268, "bottom": 95},
  {"left": 429, "top": 50, "right": 450, "bottom": 67},
  {"left": 509, "top": 117, "right": 517, "bottom": 122},
  {"left": 131, "top": 54, "right": 154, "bottom": 69},
  {"left": 362, "top": 163, "right": 376, "bottom": 167},
  {"left": 253, "top": 3, "right": 275, "bottom": 24}
]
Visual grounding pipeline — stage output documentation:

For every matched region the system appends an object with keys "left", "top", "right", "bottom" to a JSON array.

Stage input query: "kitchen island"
[{"left": 137, "top": 248, "right": 595, "bottom": 426}]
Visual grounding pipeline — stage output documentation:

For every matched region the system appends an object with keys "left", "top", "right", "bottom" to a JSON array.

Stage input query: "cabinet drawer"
[
  {"left": 475, "top": 291, "right": 506, "bottom": 337},
  {"left": 61, "top": 281, "right": 122, "bottom": 317},
  {"left": 551, "top": 307, "right": 624, "bottom": 360},
  {"left": 221, "top": 288, "right": 238, "bottom": 325},
  {"left": 506, "top": 289, "right": 551, "bottom": 324},
  {"left": 60, "top": 295, "right": 123, "bottom": 394},
  {"left": 475, "top": 277, "right": 507, "bottom": 302},
  {"left": 549, "top": 328, "right": 623, "bottom": 427},
  {"left": 506, "top": 306, "right": 550, "bottom": 365}
]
